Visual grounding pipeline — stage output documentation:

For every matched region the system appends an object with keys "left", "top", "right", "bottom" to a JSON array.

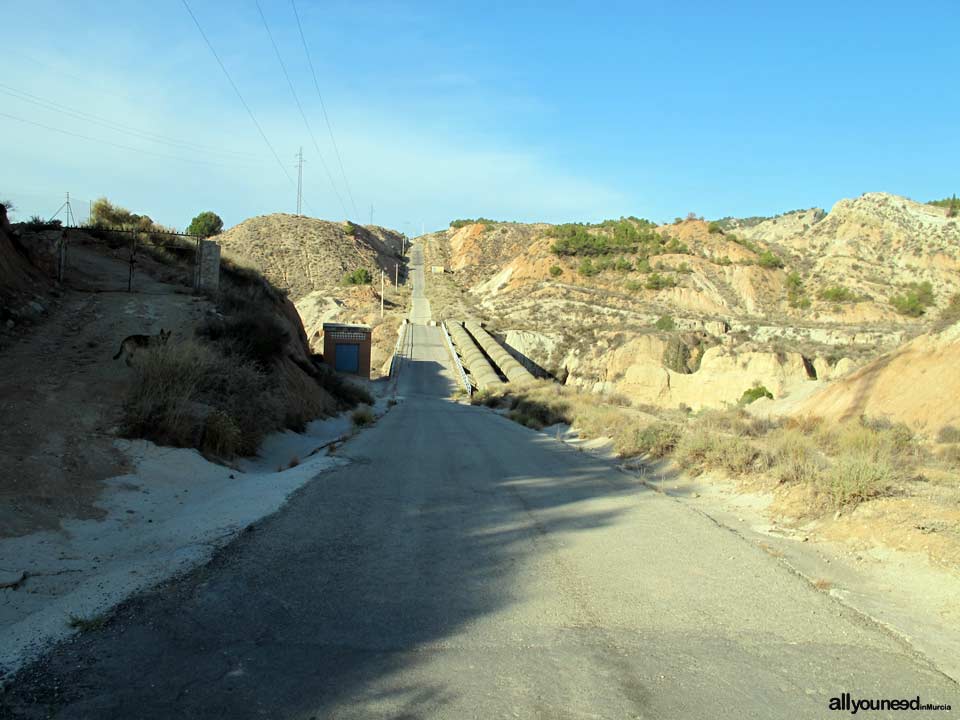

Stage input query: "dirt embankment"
[{"left": 0, "top": 224, "right": 339, "bottom": 539}]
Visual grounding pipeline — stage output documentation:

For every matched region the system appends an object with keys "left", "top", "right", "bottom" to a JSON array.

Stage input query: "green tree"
[{"left": 187, "top": 211, "right": 224, "bottom": 238}]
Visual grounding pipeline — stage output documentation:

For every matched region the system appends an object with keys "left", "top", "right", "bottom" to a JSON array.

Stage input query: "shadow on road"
[{"left": 1, "top": 358, "right": 646, "bottom": 719}]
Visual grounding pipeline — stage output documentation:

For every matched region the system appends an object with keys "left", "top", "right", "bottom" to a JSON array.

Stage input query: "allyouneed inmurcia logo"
[{"left": 829, "top": 693, "right": 952, "bottom": 714}]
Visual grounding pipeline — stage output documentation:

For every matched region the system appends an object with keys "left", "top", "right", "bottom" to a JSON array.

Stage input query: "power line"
[
  {"left": 254, "top": 0, "right": 349, "bottom": 218},
  {"left": 0, "top": 111, "right": 256, "bottom": 168},
  {"left": 0, "top": 83, "right": 262, "bottom": 162},
  {"left": 291, "top": 0, "right": 359, "bottom": 219},
  {"left": 181, "top": 0, "right": 296, "bottom": 189}
]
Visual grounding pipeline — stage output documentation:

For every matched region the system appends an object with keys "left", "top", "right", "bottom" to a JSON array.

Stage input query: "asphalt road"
[{"left": 2, "top": 246, "right": 956, "bottom": 719}]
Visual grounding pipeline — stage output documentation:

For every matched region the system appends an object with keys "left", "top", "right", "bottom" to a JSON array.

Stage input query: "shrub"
[
  {"left": 23, "top": 216, "right": 63, "bottom": 232},
  {"left": 890, "top": 281, "right": 934, "bottom": 317},
  {"left": 508, "top": 395, "right": 571, "bottom": 429},
  {"left": 549, "top": 265, "right": 562, "bottom": 277},
  {"left": 314, "top": 363, "right": 374, "bottom": 408},
  {"left": 450, "top": 218, "right": 496, "bottom": 229},
  {"left": 351, "top": 406, "right": 375, "bottom": 427},
  {"left": 619, "top": 422, "right": 682, "bottom": 459},
  {"left": 757, "top": 250, "right": 784, "bottom": 269},
  {"left": 707, "top": 221, "right": 722, "bottom": 234},
  {"left": 655, "top": 315, "right": 676, "bottom": 331},
  {"left": 186, "top": 211, "right": 223, "bottom": 237},
  {"left": 197, "top": 309, "right": 289, "bottom": 367},
  {"left": 674, "top": 429, "right": 763, "bottom": 476},
  {"left": 819, "top": 286, "right": 858, "bottom": 303},
  {"left": 740, "top": 385, "right": 773, "bottom": 405},
  {"left": 122, "top": 340, "right": 286, "bottom": 457},
  {"left": 202, "top": 410, "right": 242, "bottom": 458},
  {"left": 614, "top": 257, "right": 633, "bottom": 272},
  {"left": 937, "top": 425, "right": 960, "bottom": 444},
  {"left": 645, "top": 273, "right": 677, "bottom": 290},
  {"left": 938, "top": 293, "right": 960, "bottom": 328},
  {"left": 822, "top": 452, "right": 895, "bottom": 508},
  {"left": 578, "top": 258, "right": 599, "bottom": 276},
  {"left": 344, "top": 268, "right": 373, "bottom": 285},
  {"left": 769, "top": 429, "right": 823, "bottom": 485}
]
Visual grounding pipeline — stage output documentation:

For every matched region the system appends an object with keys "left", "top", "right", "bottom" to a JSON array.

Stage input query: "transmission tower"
[
  {"left": 49, "top": 192, "right": 76, "bottom": 226},
  {"left": 295, "top": 147, "right": 304, "bottom": 216}
]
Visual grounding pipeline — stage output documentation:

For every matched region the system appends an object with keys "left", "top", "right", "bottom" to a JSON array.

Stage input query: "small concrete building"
[{"left": 322, "top": 323, "right": 372, "bottom": 378}]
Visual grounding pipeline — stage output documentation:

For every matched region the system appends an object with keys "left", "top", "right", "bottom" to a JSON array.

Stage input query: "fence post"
[{"left": 127, "top": 234, "right": 136, "bottom": 292}]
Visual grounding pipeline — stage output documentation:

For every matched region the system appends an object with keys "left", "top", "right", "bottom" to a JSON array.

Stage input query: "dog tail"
[{"left": 113, "top": 344, "right": 123, "bottom": 360}]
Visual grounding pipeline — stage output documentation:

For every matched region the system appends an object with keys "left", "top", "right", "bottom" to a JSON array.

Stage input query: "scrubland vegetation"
[
  {"left": 117, "top": 226, "right": 371, "bottom": 460},
  {"left": 473, "top": 380, "right": 939, "bottom": 514}
]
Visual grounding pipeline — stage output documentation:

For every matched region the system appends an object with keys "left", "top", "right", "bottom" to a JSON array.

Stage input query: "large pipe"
[
  {"left": 465, "top": 321, "right": 536, "bottom": 385},
  {"left": 447, "top": 321, "right": 503, "bottom": 390}
]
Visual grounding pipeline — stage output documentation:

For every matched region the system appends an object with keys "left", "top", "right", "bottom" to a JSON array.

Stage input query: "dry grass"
[
  {"left": 122, "top": 340, "right": 285, "bottom": 458},
  {"left": 351, "top": 406, "right": 375, "bottom": 428}
]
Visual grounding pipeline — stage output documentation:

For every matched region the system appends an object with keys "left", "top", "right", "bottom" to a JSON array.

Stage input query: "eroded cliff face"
[{"left": 423, "top": 192, "right": 959, "bottom": 411}]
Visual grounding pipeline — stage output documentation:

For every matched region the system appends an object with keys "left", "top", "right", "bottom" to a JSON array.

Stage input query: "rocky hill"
[
  {"left": 217, "top": 214, "right": 410, "bottom": 377},
  {"left": 216, "top": 214, "right": 405, "bottom": 301},
  {"left": 420, "top": 193, "right": 960, "bottom": 410}
]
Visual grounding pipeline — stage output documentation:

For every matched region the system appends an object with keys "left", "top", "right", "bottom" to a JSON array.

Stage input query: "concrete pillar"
[{"left": 197, "top": 240, "right": 220, "bottom": 292}]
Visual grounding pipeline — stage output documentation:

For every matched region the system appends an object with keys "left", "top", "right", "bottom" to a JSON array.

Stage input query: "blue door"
[{"left": 335, "top": 343, "right": 360, "bottom": 373}]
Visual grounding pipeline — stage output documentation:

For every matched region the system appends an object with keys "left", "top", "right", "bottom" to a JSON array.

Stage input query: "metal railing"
[
  {"left": 441, "top": 321, "right": 473, "bottom": 396},
  {"left": 389, "top": 321, "right": 408, "bottom": 378}
]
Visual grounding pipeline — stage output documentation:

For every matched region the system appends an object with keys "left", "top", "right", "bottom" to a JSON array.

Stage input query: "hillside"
[
  {"left": 217, "top": 214, "right": 411, "bottom": 376},
  {"left": 420, "top": 193, "right": 960, "bottom": 410},
  {"left": 216, "top": 214, "right": 405, "bottom": 301}
]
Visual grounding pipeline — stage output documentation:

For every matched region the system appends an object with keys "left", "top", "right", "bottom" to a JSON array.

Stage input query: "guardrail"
[
  {"left": 388, "top": 321, "right": 409, "bottom": 378},
  {"left": 441, "top": 321, "right": 473, "bottom": 396}
]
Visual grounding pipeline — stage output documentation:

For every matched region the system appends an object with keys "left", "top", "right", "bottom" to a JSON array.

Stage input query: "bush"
[
  {"left": 674, "top": 429, "right": 763, "bottom": 476},
  {"left": 707, "top": 221, "right": 722, "bottom": 234},
  {"left": 740, "top": 385, "right": 773, "bottom": 405},
  {"left": 757, "top": 250, "right": 784, "bottom": 269},
  {"left": 938, "top": 293, "right": 960, "bottom": 328},
  {"left": 578, "top": 258, "right": 599, "bottom": 276},
  {"left": 645, "top": 273, "right": 677, "bottom": 290},
  {"left": 655, "top": 315, "right": 676, "bottom": 331},
  {"left": 937, "top": 425, "right": 960, "bottom": 444},
  {"left": 450, "top": 218, "right": 497, "bottom": 229},
  {"left": 344, "top": 268, "right": 373, "bottom": 285},
  {"left": 22, "top": 216, "right": 63, "bottom": 232},
  {"left": 549, "top": 265, "right": 562, "bottom": 277},
  {"left": 122, "top": 341, "right": 283, "bottom": 456},
  {"left": 619, "top": 422, "right": 682, "bottom": 458},
  {"left": 315, "top": 363, "right": 374, "bottom": 408},
  {"left": 202, "top": 410, "right": 242, "bottom": 457},
  {"left": 823, "top": 452, "right": 896, "bottom": 508},
  {"left": 890, "top": 281, "right": 934, "bottom": 317},
  {"left": 351, "top": 406, "right": 375, "bottom": 427},
  {"left": 197, "top": 309, "right": 289, "bottom": 367},
  {"left": 769, "top": 429, "right": 823, "bottom": 485},
  {"left": 186, "top": 211, "right": 223, "bottom": 237},
  {"left": 819, "top": 286, "right": 859, "bottom": 303}
]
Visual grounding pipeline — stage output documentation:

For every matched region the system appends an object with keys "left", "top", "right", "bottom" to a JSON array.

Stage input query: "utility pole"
[
  {"left": 369, "top": 204, "right": 374, "bottom": 226},
  {"left": 380, "top": 269, "right": 384, "bottom": 318},
  {"left": 395, "top": 262, "right": 399, "bottom": 287},
  {"left": 295, "top": 147, "right": 304, "bottom": 216}
]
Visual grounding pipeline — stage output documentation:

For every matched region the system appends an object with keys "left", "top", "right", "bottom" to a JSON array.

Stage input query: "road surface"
[{"left": 2, "top": 245, "right": 955, "bottom": 719}]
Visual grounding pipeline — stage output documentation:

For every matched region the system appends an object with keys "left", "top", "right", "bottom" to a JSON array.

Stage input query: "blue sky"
[{"left": 2, "top": 0, "right": 957, "bottom": 234}]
